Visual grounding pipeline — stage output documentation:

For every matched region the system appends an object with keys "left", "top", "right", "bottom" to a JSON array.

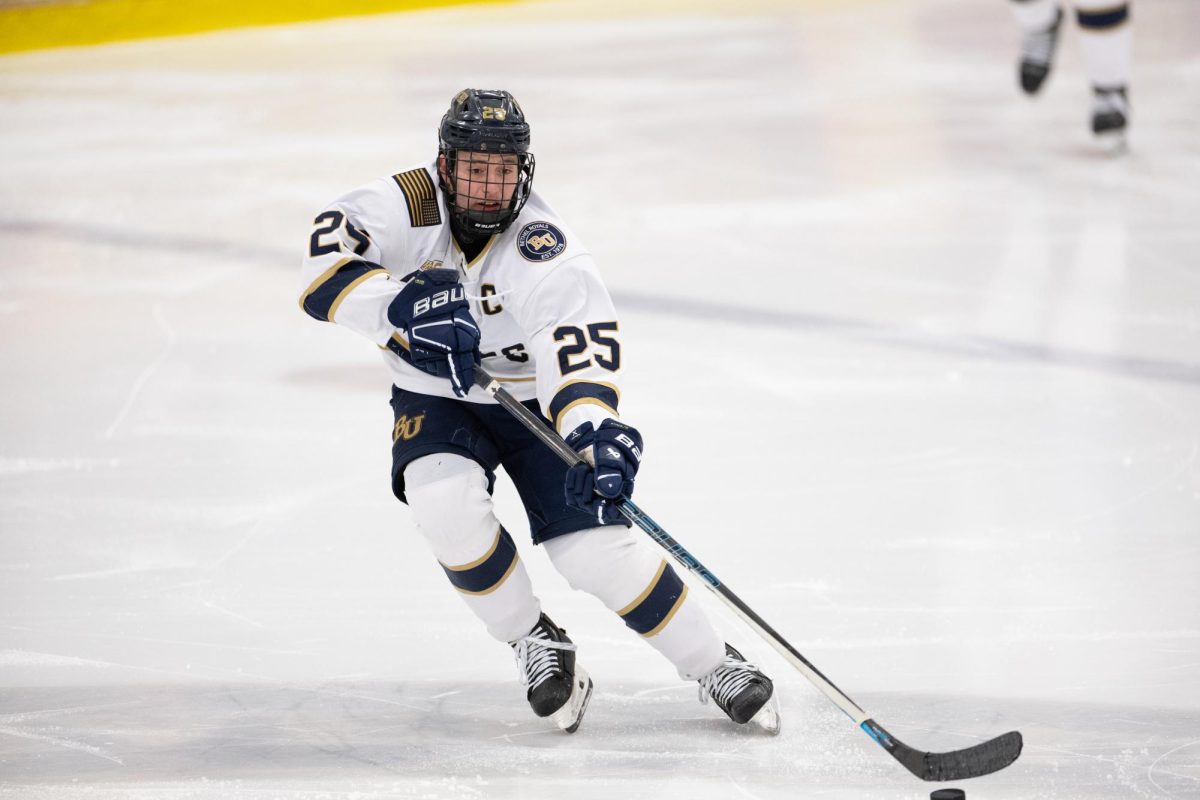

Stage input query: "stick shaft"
[
  {"left": 473, "top": 368, "right": 869, "bottom": 725},
  {"left": 473, "top": 368, "right": 1023, "bottom": 781}
]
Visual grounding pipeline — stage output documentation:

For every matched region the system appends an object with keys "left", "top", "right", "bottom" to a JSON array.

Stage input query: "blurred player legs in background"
[{"left": 1010, "top": 0, "right": 1132, "bottom": 142}]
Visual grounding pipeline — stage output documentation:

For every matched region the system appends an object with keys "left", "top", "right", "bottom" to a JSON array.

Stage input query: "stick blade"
[{"left": 900, "top": 731, "right": 1024, "bottom": 782}]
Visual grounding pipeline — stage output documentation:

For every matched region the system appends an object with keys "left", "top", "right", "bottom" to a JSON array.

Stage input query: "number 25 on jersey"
[{"left": 554, "top": 322, "right": 619, "bottom": 376}]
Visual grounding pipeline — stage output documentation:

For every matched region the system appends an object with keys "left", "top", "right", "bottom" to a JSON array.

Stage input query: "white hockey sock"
[
  {"left": 404, "top": 454, "right": 540, "bottom": 643},
  {"left": 1010, "top": 0, "right": 1060, "bottom": 31},
  {"left": 544, "top": 527, "right": 725, "bottom": 680},
  {"left": 1075, "top": 0, "right": 1132, "bottom": 89}
]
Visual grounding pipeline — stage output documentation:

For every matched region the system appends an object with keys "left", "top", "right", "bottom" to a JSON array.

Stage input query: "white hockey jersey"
[{"left": 299, "top": 159, "right": 622, "bottom": 435}]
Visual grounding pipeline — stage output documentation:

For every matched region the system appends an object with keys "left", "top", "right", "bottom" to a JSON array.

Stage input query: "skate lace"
[
  {"left": 512, "top": 629, "right": 576, "bottom": 692},
  {"left": 1021, "top": 26, "right": 1057, "bottom": 64},
  {"left": 697, "top": 653, "right": 759, "bottom": 709},
  {"left": 1092, "top": 90, "right": 1128, "bottom": 115}
]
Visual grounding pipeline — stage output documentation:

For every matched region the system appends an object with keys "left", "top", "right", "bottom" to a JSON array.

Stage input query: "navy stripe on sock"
[
  {"left": 440, "top": 527, "right": 519, "bottom": 595},
  {"left": 619, "top": 561, "right": 688, "bottom": 636},
  {"left": 1077, "top": 4, "right": 1129, "bottom": 30}
]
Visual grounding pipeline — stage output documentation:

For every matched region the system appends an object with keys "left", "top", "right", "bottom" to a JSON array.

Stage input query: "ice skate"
[
  {"left": 1019, "top": 7, "right": 1062, "bottom": 95},
  {"left": 698, "top": 644, "right": 780, "bottom": 734},
  {"left": 510, "top": 612, "right": 593, "bottom": 733},
  {"left": 1091, "top": 86, "right": 1129, "bottom": 150}
]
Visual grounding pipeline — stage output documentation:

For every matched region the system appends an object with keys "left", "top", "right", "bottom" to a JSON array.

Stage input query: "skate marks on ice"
[
  {"left": 880, "top": 694, "right": 1200, "bottom": 799},
  {"left": 1, "top": 683, "right": 1196, "bottom": 799},
  {"left": 0, "top": 217, "right": 290, "bottom": 267},
  {"left": 6, "top": 206, "right": 1197, "bottom": 389},
  {"left": 3, "top": 208, "right": 1197, "bottom": 388},
  {"left": 0, "top": 681, "right": 804, "bottom": 783},
  {"left": 1147, "top": 738, "right": 1200, "bottom": 797},
  {"left": 614, "top": 291, "right": 1200, "bottom": 388}
]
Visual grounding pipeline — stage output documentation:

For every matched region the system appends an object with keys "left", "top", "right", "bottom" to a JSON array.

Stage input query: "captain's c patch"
[{"left": 517, "top": 221, "right": 567, "bottom": 262}]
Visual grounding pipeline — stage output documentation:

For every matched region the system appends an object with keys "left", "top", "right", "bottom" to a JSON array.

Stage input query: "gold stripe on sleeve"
[
  {"left": 554, "top": 397, "right": 620, "bottom": 434},
  {"left": 553, "top": 379, "right": 622, "bottom": 402},
  {"left": 298, "top": 257, "right": 352, "bottom": 311},
  {"left": 327, "top": 269, "right": 387, "bottom": 322}
]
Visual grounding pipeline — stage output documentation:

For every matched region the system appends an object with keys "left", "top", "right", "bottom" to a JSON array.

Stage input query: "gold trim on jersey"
[
  {"left": 554, "top": 379, "right": 622, "bottom": 402},
  {"left": 327, "top": 268, "right": 387, "bottom": 322},
  {"left": 551, "top": 379, "right": 622, "bottom": 433},
  {"left": 454, "top": 234, "right": 497, "bottom": 269},
  {"left": 298, "top": 257, "right": 352, "bottom": 312},
  {"left": 389, "top": 331, "right": 411, "bottom": 352},
  {"left": 554, "top": 398, "right": 620, "bottom": 433},
  {"left": 393, "top": 168, "right": 442, "bottom": 227}
]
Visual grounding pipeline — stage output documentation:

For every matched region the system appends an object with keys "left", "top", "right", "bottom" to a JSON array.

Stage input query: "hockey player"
[
  {"left": 1010, "top": 0, "right": 1132, "bottom": 142},
  {"left": 299, "top": 89, "right": 778, "bottom": 734}
]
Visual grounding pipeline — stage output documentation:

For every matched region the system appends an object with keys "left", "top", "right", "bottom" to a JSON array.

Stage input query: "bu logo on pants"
[{"left": 393, "top": 414, "right": 425, "bottom": 443}]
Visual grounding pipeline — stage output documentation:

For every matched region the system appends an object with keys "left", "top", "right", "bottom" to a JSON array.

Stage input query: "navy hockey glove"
[
  {"left": 387, "top": 268, "right": 480, "bottom": 397},
  {"left": 564, "top": 419, "right": 643, "bottom": 525}
]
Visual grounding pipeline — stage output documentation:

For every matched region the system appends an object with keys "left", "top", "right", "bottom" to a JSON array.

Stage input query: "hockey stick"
[{"left": 473, "top": 366, "right": 1022, "bottom": 782}]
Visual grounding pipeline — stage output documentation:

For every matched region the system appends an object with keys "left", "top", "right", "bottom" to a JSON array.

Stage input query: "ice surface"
[{"left": 2, "top": 0, "right": 1199, "bottom": 797}]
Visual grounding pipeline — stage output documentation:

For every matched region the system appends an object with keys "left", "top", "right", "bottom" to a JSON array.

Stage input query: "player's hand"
[
  {"left": 387, "top": 268, "right": 480, "bottom": 397},
  {"left": 563, "top": 419, "right": 643, "bottom": 525}
]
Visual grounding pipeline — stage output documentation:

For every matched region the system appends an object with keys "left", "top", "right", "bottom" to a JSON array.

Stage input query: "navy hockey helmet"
[{"left": 437, "top": 88, "right": 535, "bottom": 237}]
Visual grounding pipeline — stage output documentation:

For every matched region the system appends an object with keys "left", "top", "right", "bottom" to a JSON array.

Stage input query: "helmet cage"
[
  {"left": 439, "top": 148, "right": 535, "bottom": 237},
  {"left": 437, "top": 89, "right": 535, "bottom": 237}
]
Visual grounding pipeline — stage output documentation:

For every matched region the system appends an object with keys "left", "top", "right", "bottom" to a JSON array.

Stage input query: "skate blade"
[
  {"left": 551, "top": 664, "right": 593, "bottom": 734},
  {"left": 748, "top": 693, "right": 781, "bottom": 736},
  {"left": 1094, "top": 129, "right": 1128, "bottom": 154}
]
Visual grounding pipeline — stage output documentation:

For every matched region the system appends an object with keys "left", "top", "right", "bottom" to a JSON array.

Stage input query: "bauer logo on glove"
[
  {"left": 387, "top": 268, "right": 481, "bottom": 398},
  {"left": 411, "top": 285, "right": 465, "bottom": 316}
]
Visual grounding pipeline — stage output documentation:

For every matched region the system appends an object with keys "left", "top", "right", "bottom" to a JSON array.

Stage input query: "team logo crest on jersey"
[
  {"left": 517, "top": 221, "right": 567, "bottom": 262},
  {"left": 420, "top": 260, "right": 443, "bottom": 271}
]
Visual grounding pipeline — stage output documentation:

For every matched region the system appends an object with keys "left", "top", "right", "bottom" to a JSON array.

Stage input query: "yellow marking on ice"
[{"left": 0, "top": 0, "right": 520, "bottom": 55}]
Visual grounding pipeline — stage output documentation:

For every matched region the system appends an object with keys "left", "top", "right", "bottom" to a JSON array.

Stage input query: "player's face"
[{"left": 447, "top": 151, "right": 519, "bottom": 213}]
